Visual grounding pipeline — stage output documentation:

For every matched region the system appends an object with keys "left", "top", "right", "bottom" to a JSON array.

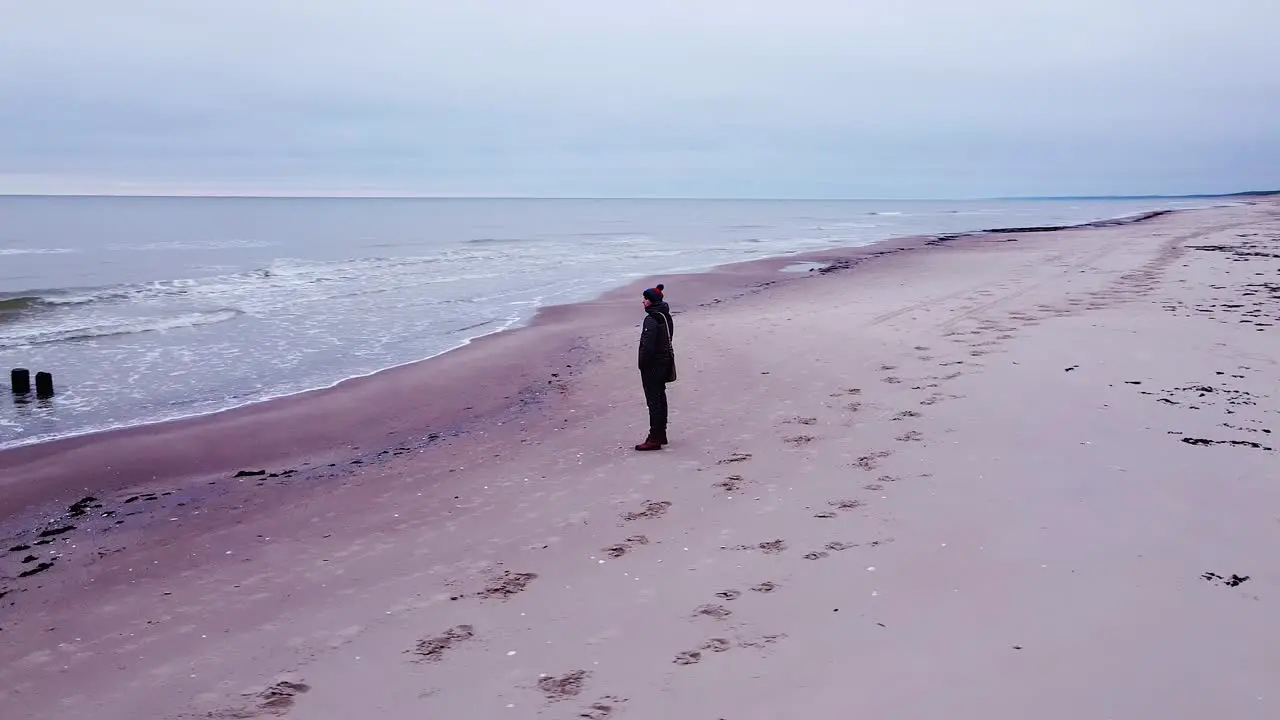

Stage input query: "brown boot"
[
  {"left": 654, "top": 430, "right": 669, "bottom": 446},
  {"left": 635, "top": 435, "right": 663, "bottom": 451}
]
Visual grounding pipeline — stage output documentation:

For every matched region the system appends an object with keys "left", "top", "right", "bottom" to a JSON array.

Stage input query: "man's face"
[{"left": 643, "top": 298, "right": 652, "bottom": 308}]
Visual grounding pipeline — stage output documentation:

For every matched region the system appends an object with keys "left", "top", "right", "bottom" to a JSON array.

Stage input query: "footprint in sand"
[
  {"left": 853, "top": 451, "right": 893, "bottom": 471},
  {"left": 864, "top": 483, "right": 885, "bottom": 491},
  {"left": 701, "top": 638, "right": 733, "bottom": 653},
  {"left": 713, "top": 475, "right": 746, "bottom": 493},
  {"left": 783, "top": 435, "right": 815, "bottom": 446},
  {"left": 717, "top": 453, "right": 753, "bottom": 465},
  {"left": 829, "top": 499, "right": 863, "bottom": 511},
  {"left": 824, "top": 541, "right": 857, "bottom": 551},
  {"left": 225, "top": 679, "right": 312, "bottom": 717},
  {"left": 895, "top": 430, "right": 924, "bottom": 442},
  {"left": 731, "top": 540, "right": 787, "bottom": 554},
  {"left": 475, "top": 571, "right": 538, "bottom": 600},
  {"left": 411, "top": 625, "right": 475, "bottom": 663},
  {"left": 579, "top": 697, "right": 627, "bottom": 719},
  {"left": 673, "top": 650, "right": 702, "bottom": 665},
  {"left": 891, "top": 410, "right": 922, "bottom": 421},
  {"left": 622, "top": 501, "right": 672, "bottom": 522},
  {"left": 750, "top": 581, "right": 779, "bottom": 593},
  {"left": 814, "top": 511, "right": 838, "bottom": 519},
  {"left": 693, "top": 604, "right": 733, "bottom": 620},
  {"left": 536, "top": 670, "right": 590, "bottom": 701},
  {"left": 738, "top": 634, "right": 787, "bottom": 651},
  {"left": 714, "top": 589, "right": 742, "bottom": 601},
  {"left": 803, "top": 551, "right": 830, "bottom": 560},
  {"left": 882, "top": 376, "right": 903, "bottom": 384},
  {"left": 602, "top": 535, "right": 650, "bottom": 559}
]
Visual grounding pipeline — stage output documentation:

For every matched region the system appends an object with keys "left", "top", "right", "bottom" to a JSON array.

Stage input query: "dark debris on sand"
[
  {"left": 18, "top": 562, "right": 54, "bottom": 578},
  {"left": 1203, "top": 571, "right": 1250, "bottom": 588}
]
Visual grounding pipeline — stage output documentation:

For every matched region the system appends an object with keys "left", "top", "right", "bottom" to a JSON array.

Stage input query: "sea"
[{"left": 0, "top": 196, "right": 1216, "bottom": 449}]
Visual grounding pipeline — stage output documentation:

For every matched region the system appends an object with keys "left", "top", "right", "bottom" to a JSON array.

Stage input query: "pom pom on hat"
[{"left": 643, "top": 284, "right": 665, "bottom": 302}]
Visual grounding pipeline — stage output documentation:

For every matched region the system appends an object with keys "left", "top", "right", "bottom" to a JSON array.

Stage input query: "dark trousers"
[{"left": 641, "top": 370, "right": 669, "bottom": 438}]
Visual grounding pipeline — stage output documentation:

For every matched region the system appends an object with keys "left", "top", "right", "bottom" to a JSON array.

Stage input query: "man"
[{"left": 635, "top": 284, "right": 675, "bottom": 451}]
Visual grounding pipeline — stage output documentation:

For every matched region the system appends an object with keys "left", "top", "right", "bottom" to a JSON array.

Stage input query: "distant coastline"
[{"left": 999, "top": 189, "right": 1280, "bottom": 201}]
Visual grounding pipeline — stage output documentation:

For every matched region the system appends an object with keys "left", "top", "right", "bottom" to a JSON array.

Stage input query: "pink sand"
[{"left": 2, "top": 200, "right": 1278, "bottom": 719}]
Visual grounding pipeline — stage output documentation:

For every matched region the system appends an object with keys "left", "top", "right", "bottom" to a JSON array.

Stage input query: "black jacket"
[{"left": 638, "top": 301, "right": 674, "bottom": 373}]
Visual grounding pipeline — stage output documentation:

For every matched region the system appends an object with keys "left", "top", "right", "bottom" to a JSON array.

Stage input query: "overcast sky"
[{"left": 1, "top": 1, "right": 1277, "bottom": 198}]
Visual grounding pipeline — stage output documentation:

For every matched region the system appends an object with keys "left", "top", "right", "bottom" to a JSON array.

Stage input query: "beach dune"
[{"left": 1, "top": 201, "right": 1278, "bottom": 719}]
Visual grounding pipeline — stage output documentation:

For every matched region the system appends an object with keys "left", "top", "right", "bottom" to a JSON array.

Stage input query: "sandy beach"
[{"left": 2, "top": 199, "right": 1278, "bottom": 719}]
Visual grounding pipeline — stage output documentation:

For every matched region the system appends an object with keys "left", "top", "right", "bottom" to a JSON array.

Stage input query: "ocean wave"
[
  {"left": 564, "top": 233, "right": 653, "bottom": 243},
  {"left": 0, "top": 254, "right": 497, "bottom": 313},
  {"left": 0, "top": 247, "right": 77, "bottom": 255},
  {"left": 0, "top": 305, "right": 532, "bottom": 452},
  {"left": 108, "top": 239, "right": 278, "bottom": 251},
  {"left": 817, "top": 222, "right": 879, "bottom": 229},
  {"left": 0, "top": 288, "right": 133, "bottom": 311},
  {"left": 465, "top": 237, "right": 529, "bottom": 245},
  {"left": 0, "top": 295, "right": 42, "bottom": 313},
  {"left": 0, "top": 309, "right": 242, "bottom": 348}
]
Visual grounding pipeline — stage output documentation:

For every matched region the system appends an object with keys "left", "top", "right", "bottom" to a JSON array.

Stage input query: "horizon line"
[{"left": 1, "top": 189, "right": 1276, "bottom": 202}]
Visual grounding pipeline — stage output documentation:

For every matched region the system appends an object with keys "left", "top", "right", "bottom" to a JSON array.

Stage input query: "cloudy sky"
[{"left": 1, "top": 1, "right": 1277, "bottom": 198}]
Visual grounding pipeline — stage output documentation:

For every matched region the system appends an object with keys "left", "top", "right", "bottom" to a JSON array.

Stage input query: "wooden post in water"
[
  {"left": 10, "top": 368, "right": 31, "bottom": 394},
  {"left": 35, "top": 371, "right": 54, "bottom": 398}
]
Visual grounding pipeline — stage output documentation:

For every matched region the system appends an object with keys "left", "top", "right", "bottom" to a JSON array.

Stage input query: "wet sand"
[{"left": 2, "top": 200, "right": 1278, "bottom": 719}]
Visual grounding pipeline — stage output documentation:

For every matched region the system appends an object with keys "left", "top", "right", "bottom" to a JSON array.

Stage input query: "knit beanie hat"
[{"left": 643, "top": 284, "right": 665, "bottom": 303}]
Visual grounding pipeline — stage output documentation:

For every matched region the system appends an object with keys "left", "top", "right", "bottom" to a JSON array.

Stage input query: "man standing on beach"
[{"left": 635, "top": 284, "right": 674, "bottom": 451}]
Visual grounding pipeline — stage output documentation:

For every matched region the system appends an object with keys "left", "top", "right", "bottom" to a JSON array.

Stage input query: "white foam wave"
[
  {"left": 0, "top": 309, "right": 242, "bottom": 348},
  {"left": 39, "top": 291, "right": 131, "bottom": 306},
  {"left": 109, "top": 239, "right": 278, "bottom": 251},
  {"left": 0, "top": 302, "right": 535, "bottom": 452},
  {"left": 5, "top": 254, "right": 510, "bottom": 314},
  {"left": 0, "top": 247, "right": 77, "bottom": 255},
  {"left": 466, "top": 237, "right": 529, "bottom": 245}
]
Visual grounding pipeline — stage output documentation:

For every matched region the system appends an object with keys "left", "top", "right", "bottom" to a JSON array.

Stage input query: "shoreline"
[
  {"left": 0, "top": 204, "right": 1197, "bottom": 452},
  {"left": 0, "top": 202, "right": 1208, "bottom": 450},
  {"left": 0, "top": 206, "right": 1185, "bottom": 451},
  {"left": 0, "top": 204, "right": 1203, "bottom": 519}
]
